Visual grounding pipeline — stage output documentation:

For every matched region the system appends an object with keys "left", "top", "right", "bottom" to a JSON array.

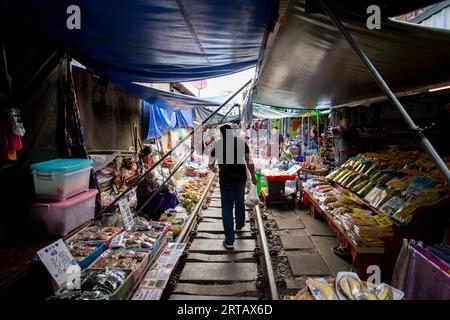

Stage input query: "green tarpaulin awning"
[{"left": 252, "top": 104, "right": 330, "bottom": 119}]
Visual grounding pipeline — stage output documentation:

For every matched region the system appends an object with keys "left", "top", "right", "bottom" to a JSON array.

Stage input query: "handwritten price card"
[
  {"left": 119, "top": 198, "right": 135, "bottom": 230},
  {"left": 37, "top": 239, "right": 81, "bottom": 288},
  {"left": 373, "top": 214, "right": 393, "bottom": 227}
]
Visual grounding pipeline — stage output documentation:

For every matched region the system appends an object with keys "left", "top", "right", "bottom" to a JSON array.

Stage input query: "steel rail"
[{"left": 255, "top": 204, "right": 279, "bottom": 300}]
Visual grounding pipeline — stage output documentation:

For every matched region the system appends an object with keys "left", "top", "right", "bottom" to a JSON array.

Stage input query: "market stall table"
[{"left": 301, "top": 188, "right": 400, "bottom": 281}]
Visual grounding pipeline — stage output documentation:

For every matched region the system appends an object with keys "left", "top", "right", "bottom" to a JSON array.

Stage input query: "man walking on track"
[{"left": 208, "top": 124, "right": 257, "bottom": 250}]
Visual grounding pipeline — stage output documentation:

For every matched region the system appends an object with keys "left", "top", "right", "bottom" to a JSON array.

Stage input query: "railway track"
[{"left": 165, "top": 174, "right": 279, "bottom": 300}]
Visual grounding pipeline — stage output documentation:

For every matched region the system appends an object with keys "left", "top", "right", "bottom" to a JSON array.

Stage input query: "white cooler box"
[
  {"left": 29, "top": 189, "right": 98, "bottom": 236},
  {"left": 31, "top": 158, "right": 93, "bottom": 201}
]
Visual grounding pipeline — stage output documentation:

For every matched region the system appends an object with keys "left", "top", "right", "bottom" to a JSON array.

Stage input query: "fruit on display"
[
  {"left": 285, "top": 275, "right": 402, "bottom": 300},
  {"left": 169, "top": 225, "right": 182, "bottom": 237},
  {"left": 179, "top": 190, "right": 201, "bottom": 212},
  {"left": 377, "top": 286, "right": 394, "bottom": 300},
  {"left": 178, "top": 176, "right": 208, "bottom": 212},
  {"left": 306, "top": 278, "right": 337, "bottom": 300},
  {"left": 338, "top": 275, "right": 362, "bottom": 300}
]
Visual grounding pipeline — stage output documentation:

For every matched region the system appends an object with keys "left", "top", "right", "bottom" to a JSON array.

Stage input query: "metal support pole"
[
  {"left": 301, "top": 116, "right": 304, "bottom": 155},
  {"left": 307, "top": 116, "right": 310, "bottom": 151},
  {"left": 317, "top": 114, "right": 320, "bottom": 149},
  {"left": 100, "top": 79, "right": 252, "bottom": 215},
  {"left": 151, "top": 105, "right": 165, "bottom": 177},
  {"left": 2, "top": 42, "right": 12, "bottom": 97},
  {"left": 317, "top": 0, "right": 450, "bottom": 185}
]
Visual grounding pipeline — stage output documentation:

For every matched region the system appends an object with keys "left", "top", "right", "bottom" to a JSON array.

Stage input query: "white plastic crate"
[{"left": 31, "top": 158, "right": 93, "bottom": 201}]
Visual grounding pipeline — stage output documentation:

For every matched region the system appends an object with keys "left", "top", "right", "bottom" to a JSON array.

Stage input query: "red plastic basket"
[{"left": 265, "top": 174, "right": 297, "bottom": 182}]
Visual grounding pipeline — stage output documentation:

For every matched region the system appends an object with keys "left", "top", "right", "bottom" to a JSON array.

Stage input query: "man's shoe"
[
  {"left": 223, "top": 241, "right": 234, "bottom": 250},
  {"left": 235, "top": 225, "right": 245, "bottom": 233}
]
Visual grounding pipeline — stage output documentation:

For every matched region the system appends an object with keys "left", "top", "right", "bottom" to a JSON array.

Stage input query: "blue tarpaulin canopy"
[
  {"left": 115, "top": 80, "right": 220, "bottom": 111},
  {"left": 142, "top": 100, "right": 194, "bottom": 139},
  {"left": 4, "top": 0, "right": 274, "bottom": 83}
]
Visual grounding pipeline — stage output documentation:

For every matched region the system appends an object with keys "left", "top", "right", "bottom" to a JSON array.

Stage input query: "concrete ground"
[{"left": 267, "top": 206, "right": 352, "bottom": 294}]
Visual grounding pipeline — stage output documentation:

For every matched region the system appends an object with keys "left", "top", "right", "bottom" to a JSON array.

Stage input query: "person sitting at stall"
[{"left": 136, "top": 171, "right": 176, "bottom": 221}]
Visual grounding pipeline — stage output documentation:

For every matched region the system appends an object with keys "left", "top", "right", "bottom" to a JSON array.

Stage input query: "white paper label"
[
  {"left": 109, "top": 233, "right": 124, "bottom": 248},
  {"left": 131, "top": 288, "right": 163, "bottom": 300},
  {"left": 287, "top": 165, "right": 301, "bottom": 175},
  {"left": 118, "top": 198, "right": 134, "bottom": 230},
  {"left": 37, "top": 239, "right": 81, "bottom": 288}
]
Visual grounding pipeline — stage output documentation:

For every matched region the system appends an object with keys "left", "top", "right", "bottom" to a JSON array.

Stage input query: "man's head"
[
  {"left": 145, "top": 171, "right": 156, "bottom": 183},
  {"left": 219, "top": 124, "right": 232, "bottom": 137}
]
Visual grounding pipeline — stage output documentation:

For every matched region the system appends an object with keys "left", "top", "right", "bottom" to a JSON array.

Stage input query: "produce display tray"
[
  {"left": 33, "top": 241, "right": 106, "bottom": 270},
  {"left": 298, "top": 168, "right": 328, "bottom": 176},
  {"left": 302, "top": 189, "right": 384, "bottom": 254},
  {"left": 51, "top": 268, "right": 134, "bottom": 300},
  {"left": 66, "top": 225, "right": 124, "bottom": 249},
  {"left": 331, "top": 182, "right": 400, "bottom": 226},
  {"left": 88, "top": 248, "right": 151, "bottom": 289}
]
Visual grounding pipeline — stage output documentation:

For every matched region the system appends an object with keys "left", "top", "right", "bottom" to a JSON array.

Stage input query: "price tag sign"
[
  {"left": 131, "top": 288, "right": 163, "bottom": 300},
  {"left": 37, "top": 239, "right": 81, "bottom": 288},
  {"left": 405, "top": 176, "right": 435, "bottom": 196},
  {"left": 109, "top": 233, "right": 124, "bottom": 248},
  {"left": 118, "top": 198, "right": 135, "bottom": 231},
  {"left": 411, "top": 176, "right": 435, "bottom": 187},
  {"left": 373, "top": 214, "right": 393, "bottom": 227}
]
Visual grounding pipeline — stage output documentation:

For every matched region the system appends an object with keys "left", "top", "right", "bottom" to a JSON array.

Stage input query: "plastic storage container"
[
  {"left": 29, "top": 189, "right": 98, "bottom": 236},
  {"left": 31, "top": 158, "right": 93, "bottom": 201}
]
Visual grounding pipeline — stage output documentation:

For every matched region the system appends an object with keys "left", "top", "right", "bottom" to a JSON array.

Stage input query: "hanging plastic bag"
[
  {"left": 245, "top": 167, "right": 259, "bottom": 208},
  {"left": 245, "top": 184, "right": 259, "bottom": 208}
]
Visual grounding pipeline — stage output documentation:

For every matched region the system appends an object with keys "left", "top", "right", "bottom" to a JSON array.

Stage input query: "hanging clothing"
[{"left": 56, "top": 60, "right": 88, "bottom": 159}]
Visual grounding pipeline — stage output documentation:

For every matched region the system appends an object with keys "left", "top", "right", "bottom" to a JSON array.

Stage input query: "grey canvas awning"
[{"left": 255, "top": 0, "right": 450, "bottom": 108}]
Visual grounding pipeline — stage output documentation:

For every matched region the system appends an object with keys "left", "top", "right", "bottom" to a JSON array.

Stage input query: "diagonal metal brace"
[{"left": 317, "top": 0, "right": 450, "bottom": 185}]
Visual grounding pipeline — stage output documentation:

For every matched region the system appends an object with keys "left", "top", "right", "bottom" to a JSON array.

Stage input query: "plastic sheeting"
[
  {"left": 193, "top": 107, "right": 238, "bottom": 126},
  {"left": 141, "top": 100, "right": 194, "bottom": 140},
  {"left": 114, "top": 80, "right": 220, "bottom": 111},
  {"left": 3, "top": 0, "right": 274, "bottom": 83},
  {"left": 253, "top": 104, "right": 309, "bottom": 119},
  {"left": 256, "top": 0, "right": 450, "bottom": 108}
]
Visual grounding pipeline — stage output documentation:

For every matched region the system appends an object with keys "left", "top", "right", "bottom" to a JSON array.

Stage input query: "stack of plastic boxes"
[{"left": 29, "top": 158, "right": 97, "bottom": 236}]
